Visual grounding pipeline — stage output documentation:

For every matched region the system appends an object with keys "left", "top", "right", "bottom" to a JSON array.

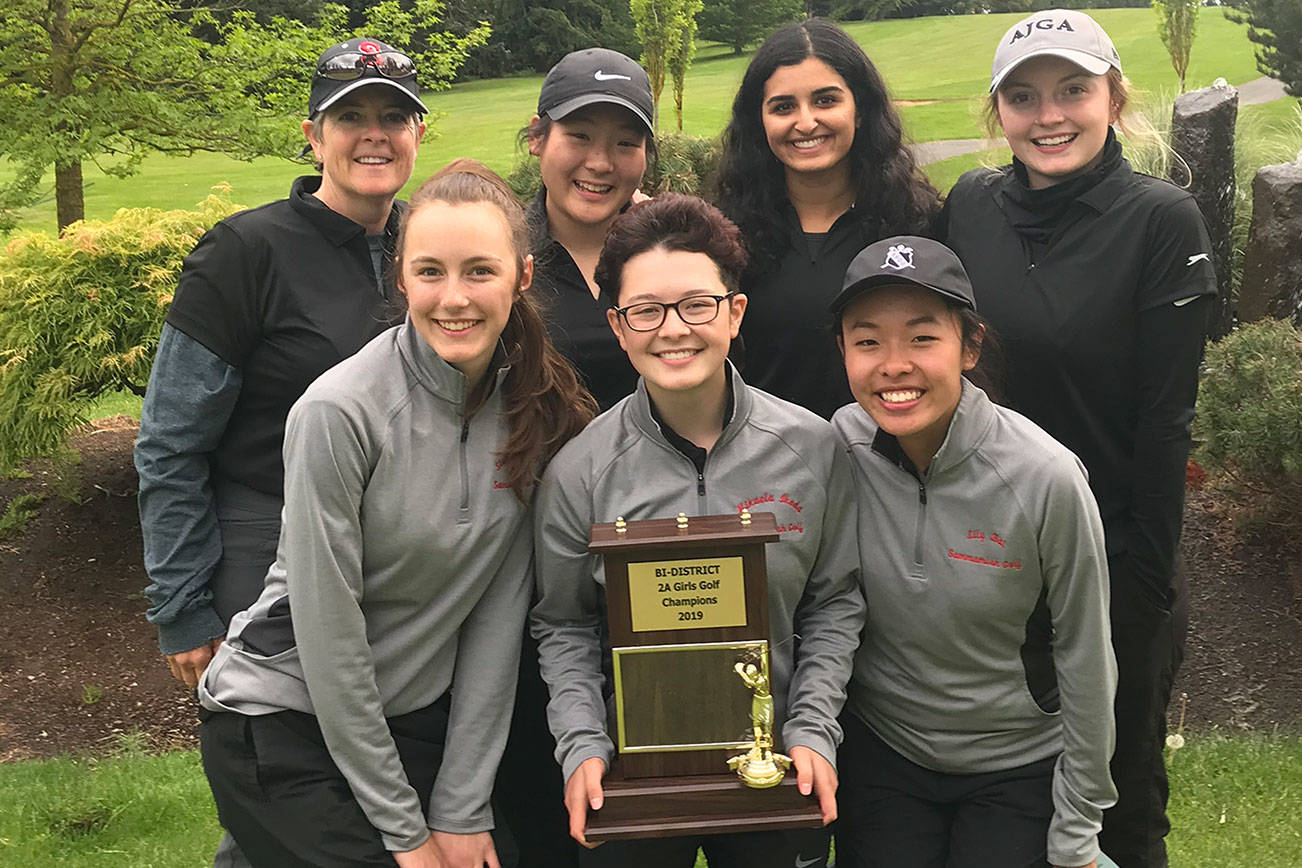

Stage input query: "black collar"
[
  {"left": 290, "top": 175, "right": 403, "bottom": 249},
  {"left": 648, "top": 375, "right": 737, "bottom": 473},
  {"left": 870, "top": 427, "right": 923, "bottom": 481}
]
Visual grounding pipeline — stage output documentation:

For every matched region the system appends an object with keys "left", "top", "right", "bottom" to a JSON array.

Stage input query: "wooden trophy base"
[{"left": 584, "top": 773, "right": 824, "bottom": 842}]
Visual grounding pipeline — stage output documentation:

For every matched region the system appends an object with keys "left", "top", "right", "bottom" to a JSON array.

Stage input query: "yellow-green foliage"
[{"left": 0, "top": 191, "right": 241, "bottom": 471}]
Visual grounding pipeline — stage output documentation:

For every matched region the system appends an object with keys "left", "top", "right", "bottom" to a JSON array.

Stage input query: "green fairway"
[
  {"left": 4, "top": 9, "right": 1281, "bottom": 233},
  {"left": 0, "top": 734, "right": 1297, "bottom": 866}
]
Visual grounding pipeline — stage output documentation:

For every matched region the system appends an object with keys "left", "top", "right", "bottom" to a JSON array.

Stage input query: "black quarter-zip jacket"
[{"left": 942, "top": 153, "right": 1216, "bottom": 598}]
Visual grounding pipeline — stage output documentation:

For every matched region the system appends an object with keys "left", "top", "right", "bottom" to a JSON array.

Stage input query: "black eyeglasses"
[
  {"left": 613, "top": 292, "right": 735, "bottom": 332},
  {"left": 317, "top": 50, "right": 417, "bottom": 81}
]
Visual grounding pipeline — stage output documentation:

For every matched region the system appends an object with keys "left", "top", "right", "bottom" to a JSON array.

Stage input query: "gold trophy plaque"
[{"left": 585, "top": 512, "right": 823, "bottom": 842}]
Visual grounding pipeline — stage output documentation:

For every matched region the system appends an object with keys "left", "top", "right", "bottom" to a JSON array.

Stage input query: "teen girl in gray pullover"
[
  {"left": 829, "top": 237, "right": 1116, "bottom": 868},
  {"left": 196, "top": 161, "right": 594, "bottom": 868},
  {"left": 532, "top": 195, "right": 864, "bottom": 868}
]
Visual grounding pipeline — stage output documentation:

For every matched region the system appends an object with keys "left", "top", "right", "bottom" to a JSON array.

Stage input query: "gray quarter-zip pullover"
[
  {"left": 532, "top": 364, "right": 865, "bottom": 782},
  {"left": 833, "top": 381, "right": 1117, "bottom": 867},
  {"left": 199, "top": 320, "right": 532, "bottom": 851}
]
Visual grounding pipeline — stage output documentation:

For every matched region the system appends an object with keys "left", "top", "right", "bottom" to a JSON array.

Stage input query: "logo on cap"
[
  {"left": 883, "top": 245, "right": 915, "bottom": 271},
  {"left": 358, "top": 39, "right": 382, "bottom": 54},
  {"left": 1008, "top": 17, "right": 1076, "bottom": 43},
  {"left": 594, "top": 70, "right": 632, "bottom": 82}
]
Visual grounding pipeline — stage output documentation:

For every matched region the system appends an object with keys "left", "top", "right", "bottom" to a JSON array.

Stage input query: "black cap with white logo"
[
  {"left": 537, "top": 48, "right": 655, "bottom": 134},
  {"left": 831, "top": 236, "right": 976, "bottom": 314},
  {"left": 309, "top": 37, "right": 428, "bottom": 117}
]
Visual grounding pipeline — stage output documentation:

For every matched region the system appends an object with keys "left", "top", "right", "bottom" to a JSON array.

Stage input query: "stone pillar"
[
  {"left": 1238, "top": 158, "right": 1302, "bottom": 326},
  {"left": 1169, "top": 82, "right": 1238, "bottom": 339}
]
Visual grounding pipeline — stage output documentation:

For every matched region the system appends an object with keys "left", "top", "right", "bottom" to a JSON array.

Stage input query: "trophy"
[{"left": 584, "top": 511, "right": 823, "bottom": 842}]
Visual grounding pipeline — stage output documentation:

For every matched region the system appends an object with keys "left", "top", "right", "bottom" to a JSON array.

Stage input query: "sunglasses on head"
[{"left": 317, "top": 50, "right": 416, "bottom": 81}]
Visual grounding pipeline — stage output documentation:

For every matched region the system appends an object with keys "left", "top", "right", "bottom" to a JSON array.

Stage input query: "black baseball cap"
[
  {"left": 309, "top": 38, "right": 428, "bottom": 117},
  {"left": 537, "top": 48, "right": 655, "bottom": 134},
  {"left": 831, "top": 236, "right": 976, "bottom": 314}
]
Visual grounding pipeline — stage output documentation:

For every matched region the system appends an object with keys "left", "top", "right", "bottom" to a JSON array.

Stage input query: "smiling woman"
[
  {"left": 716, "top": 18, "right": 942, "bottom": 421},
  {"left": 399, "top": 199, "right": 532, "bottom": 389},
  {"left": 942, "top": 10, "right": 1220, "bottom": 866},
  {"left": 303, "top": 89, "right": 426, "bottom": 232},
  {"left": 521, "top": 47, "right": 657, "bottom": 413},
  {"left": 133, "top": 36, "right": 433, "bottom": 866},
  {"left": 830, "top": 236, "right": 1116, "bottom": 868},
  {"left": 194, "top": 159, "right": 593, "bottom": 868},
  {"left": 531, "top": 194, "right": 864, "bottom": 868}
]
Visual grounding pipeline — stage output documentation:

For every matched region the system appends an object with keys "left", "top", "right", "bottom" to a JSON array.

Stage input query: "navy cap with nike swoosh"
[{"left": 537, "top": 48, "right": 655, "bottom": 134}]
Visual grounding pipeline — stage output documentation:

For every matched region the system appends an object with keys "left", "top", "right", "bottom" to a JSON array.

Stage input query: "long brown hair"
[{"left": 396, "top": 158, "right": 596, "bottom": 498}]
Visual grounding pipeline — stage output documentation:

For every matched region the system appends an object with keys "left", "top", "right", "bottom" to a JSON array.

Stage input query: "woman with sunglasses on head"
[
  {"left": 135, "top": 38, "right": 427, "bottom": 866},
  {"left": 494, "top": 47, "right": 657, "bottom": 868},
  {"left": 532, "top": 194, "right": 864, "bottom": 868},
  {"left": 941, "top": 12, "right": 1217, "bottom": 865},
  {"left": 715, "top": 18, "right": 941, "bottom": 420},
  {"left": 830, "top": 237, "right": 1116, "bottom": 868},
  {"left": 197, "top": 159, "right": 595, "bottom": 868}
]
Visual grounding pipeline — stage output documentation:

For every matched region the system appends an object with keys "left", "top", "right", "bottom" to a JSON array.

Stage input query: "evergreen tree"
[
  {"left": 1228, "top": 0, "right": 1302, "bottom": 97},
  {"left": 697, "top": 0, "right": 801, "bottom": 55}
]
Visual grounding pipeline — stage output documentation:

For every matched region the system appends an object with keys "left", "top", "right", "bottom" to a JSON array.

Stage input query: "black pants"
[
  {"left": 1099, "top": 553, "right": 1187, "bottom": 868},
  {"left": 835, "top": 714, "right": 1055, "bottom": 868},
  {"left": 210, "top": 482, "right": 283, "bottom": 868},
  {"left": 580, "top": 826, "right": 830, "bottom": 868},
  {"left": 200, "top": 698, "right": 459, "bottom": 868},
  {"left": 494, "top": 630, "right": 579, "bottom": 867}
]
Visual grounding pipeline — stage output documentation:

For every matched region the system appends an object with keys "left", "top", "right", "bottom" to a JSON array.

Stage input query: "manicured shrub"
[
  {"left": 1194, "top": 317, "right": 1302, "bottom": 534},
  {"left": 0, "top": 192, "right": 241, "bottom": 473}
]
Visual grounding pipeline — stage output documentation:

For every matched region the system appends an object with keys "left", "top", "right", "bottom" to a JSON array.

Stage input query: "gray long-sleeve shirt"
[
  {"left": 833, "top": 381, "right": 1117, "bottom": 868},
  {"left": 135, "top": 324, "right": 242, "bottom": 653},
  {"left": 532, "top": 365, "right": 865, "bottom": 783},
  {"left": 199, "top": 320, "right": 532, "bottom": 851}
]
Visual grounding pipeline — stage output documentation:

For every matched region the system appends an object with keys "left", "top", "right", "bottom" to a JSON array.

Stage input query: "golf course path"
[{"left": 910, "top": 77, "right": 1291, "bottom": 166}]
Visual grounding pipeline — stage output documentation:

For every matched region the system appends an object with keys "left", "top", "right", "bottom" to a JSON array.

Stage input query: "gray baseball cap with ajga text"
[{"left": 989, "top": 9, "right": 1122, "bottom": 93}]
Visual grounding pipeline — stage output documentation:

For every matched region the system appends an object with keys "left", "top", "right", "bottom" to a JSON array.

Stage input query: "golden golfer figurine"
[{"left": 727, "top": 661, "right": 791, "bottom": 788}]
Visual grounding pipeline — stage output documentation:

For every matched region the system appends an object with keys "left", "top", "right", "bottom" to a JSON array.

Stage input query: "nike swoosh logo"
[
  {"left": 594, "top": 70, "right": 632, "bottom": 81},
  {"left": 1173, "top": 296, "right": 1199, "bottom": 307},
  {"left": 794, "top": 857, "right": 821, "bottom": 868},
  {"left": 1186, "top": 253, "right": 1210, "bottom": 266}
]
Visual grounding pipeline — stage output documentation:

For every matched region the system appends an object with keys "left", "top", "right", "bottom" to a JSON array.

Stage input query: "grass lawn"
[
  {"left": 5, "top": 9, "right": 1274, "bottom": 233},
  {"left": 0, "top": 734, "right": 1297, "bottom": 866}
]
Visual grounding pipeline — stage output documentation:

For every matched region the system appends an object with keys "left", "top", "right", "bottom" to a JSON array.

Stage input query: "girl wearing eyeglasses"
[
  {"left": 532, "top": 194, "right": 864, "bottom": 868},
  {"left": 714, "top": 19, "right": 941, "bottom": 420},
  {"left": 196, "top": 160, "right": 595, "bottom": 868}
]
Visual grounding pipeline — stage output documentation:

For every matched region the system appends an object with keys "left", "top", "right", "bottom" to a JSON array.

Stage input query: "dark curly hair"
[
  {"left": 594, "top": 193, "right": 749, "bottom": 307},
  {"left": 715, "top": 19, "right": 940, "bottom": 274}
]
